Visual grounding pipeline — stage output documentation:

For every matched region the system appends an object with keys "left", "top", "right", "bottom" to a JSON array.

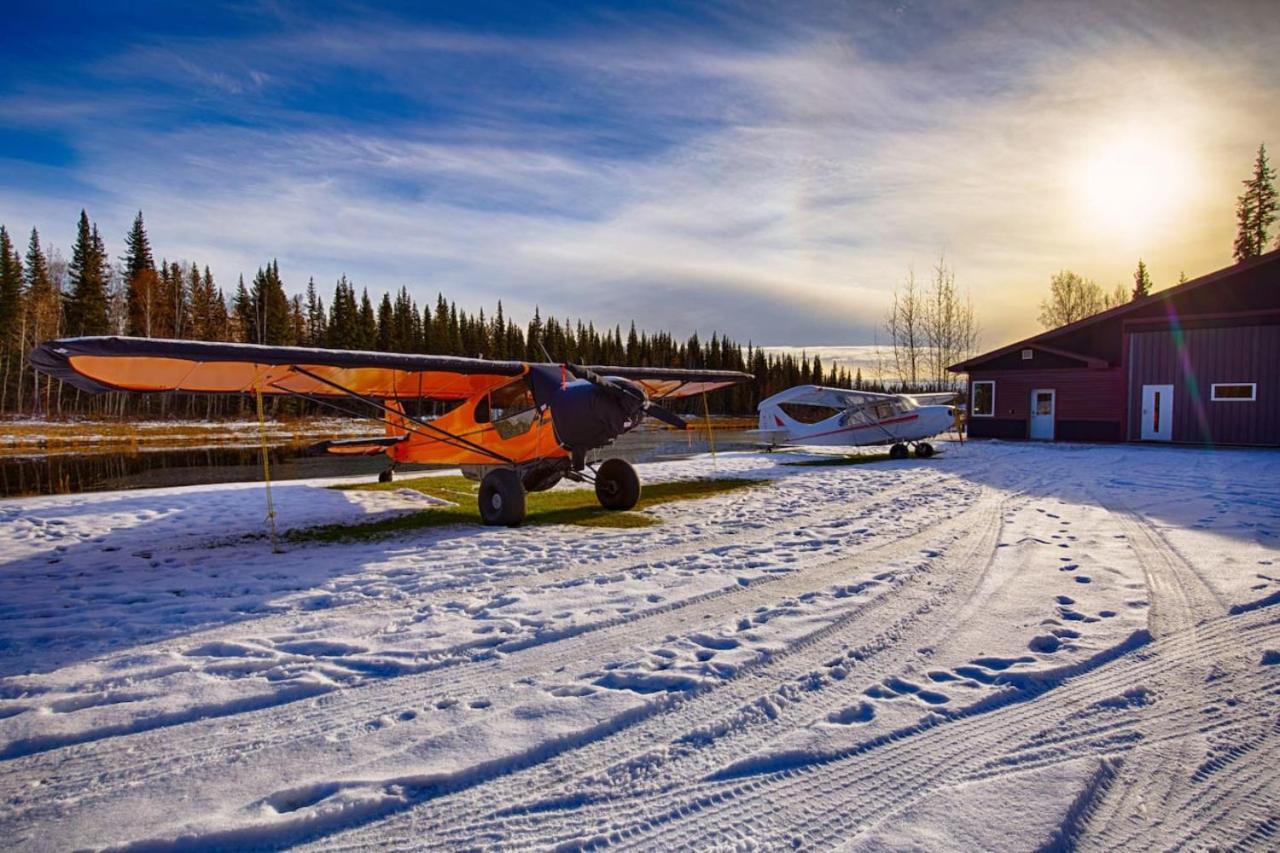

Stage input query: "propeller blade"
[
  {"left": 564, "top": 361, "right": 638, "bottom": 402},
  {"left": 645, "top": 402, "right": 689, "bottom": 430}
]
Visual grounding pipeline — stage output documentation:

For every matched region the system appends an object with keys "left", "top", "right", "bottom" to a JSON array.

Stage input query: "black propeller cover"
[{"left": 527, "top": 364, "right": 646, "bottom": 452}]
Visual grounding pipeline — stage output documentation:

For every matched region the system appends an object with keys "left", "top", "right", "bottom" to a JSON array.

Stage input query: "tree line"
[{"left": 0, "top": 211, "right": 886, "bottom": 420}]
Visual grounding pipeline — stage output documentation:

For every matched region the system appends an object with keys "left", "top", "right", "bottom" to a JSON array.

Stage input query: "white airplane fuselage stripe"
[{"left": 766, "top": 405, "right": 954, "bottom": 448}]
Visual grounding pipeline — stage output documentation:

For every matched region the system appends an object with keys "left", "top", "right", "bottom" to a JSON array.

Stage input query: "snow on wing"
[{"left": 30, "top": 336, "right": 526, "bottom": 400}]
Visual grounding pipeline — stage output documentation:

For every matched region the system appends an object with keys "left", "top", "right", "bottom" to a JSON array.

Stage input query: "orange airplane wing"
[{"left": 30, "top": 336, "right": 525, "bottom": 400}]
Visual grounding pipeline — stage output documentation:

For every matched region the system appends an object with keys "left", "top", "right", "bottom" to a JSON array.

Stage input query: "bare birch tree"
[
  {"left": 1037, "top": 270, "right": 1128, "bottom": 329},
  {"left": 885, "top": 267, "right": 923, "bottom": 389},
  {"left": 887, "top": 258, "right": 978, "bottom": 391},
  {"left": 921, "top": 257, "right": 979, "bottom": 390}
]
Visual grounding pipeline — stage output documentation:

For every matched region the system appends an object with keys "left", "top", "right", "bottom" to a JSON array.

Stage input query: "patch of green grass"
[
  {"left": 290, "top": 475, "right": 765, "bottom": 542},
  {"left": 782, "top": 452, "right": 892, "bottom": 467}
]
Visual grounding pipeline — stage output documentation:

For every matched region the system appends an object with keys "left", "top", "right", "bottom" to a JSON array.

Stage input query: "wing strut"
[{"left": 286, "top": 366, "right": 515, "bottom": 465}]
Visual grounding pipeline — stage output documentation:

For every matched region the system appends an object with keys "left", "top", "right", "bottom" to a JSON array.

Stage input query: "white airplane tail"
[{"left": 756, "top": 399, "right": 800, "bottom": 438}]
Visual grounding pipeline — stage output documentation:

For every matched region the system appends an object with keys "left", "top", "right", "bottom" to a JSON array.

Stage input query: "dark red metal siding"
[
  {"left": 1127, "top": 325, "right": 1280, "bottom": 446},
  {"left": 966, "top": 369, "right": 1123, "bottom": 441},
  {"left": 969, "top": 348, "right": 1090, "bottom": 371}
]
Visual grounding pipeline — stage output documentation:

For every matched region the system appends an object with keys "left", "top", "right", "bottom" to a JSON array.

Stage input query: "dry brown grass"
[{"left": 0, "top": 419, "right": 380, "bottom": 458}]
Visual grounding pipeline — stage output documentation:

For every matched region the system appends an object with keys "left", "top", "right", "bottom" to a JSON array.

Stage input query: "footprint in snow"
[
  {"left": 827, "top": 702, "right": 876, "bottom": 725},
  {"left": 548, "top": 685, "right": 595, "bottom": 698}
]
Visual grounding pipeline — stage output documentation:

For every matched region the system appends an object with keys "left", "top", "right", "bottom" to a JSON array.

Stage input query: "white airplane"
[{"left": 755, "top": 384, "right": 958, "bottom": 459}]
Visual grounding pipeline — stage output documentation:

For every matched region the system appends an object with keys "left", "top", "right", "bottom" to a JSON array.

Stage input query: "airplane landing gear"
[
  {"left": 594, "top": 458, "right": 641, "bottom": 510},
  {"left": 479, "top": 468, "right": 526, "bottom": 526},
  {"left": 889, "top": 443, "right": 909, "bottom": 460},
  {"left": 377, "top": 466, "right": 395, "bottom": 484},
  {"left": 915, "top": 442, "right": 935, "bottom": 458}
]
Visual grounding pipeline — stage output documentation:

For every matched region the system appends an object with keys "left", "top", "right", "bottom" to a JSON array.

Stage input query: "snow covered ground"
[{"left": 1, "top": 441, "right": 1278, "bottom": 850}]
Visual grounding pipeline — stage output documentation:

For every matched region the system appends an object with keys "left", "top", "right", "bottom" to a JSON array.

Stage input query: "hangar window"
[
  {"left": 971, "top": 381, "right": 995, "bottom": 417},
  {"left": 1211, "top": 383, "right": 1256, "bottom": 402},
  {"left": 1021, "top": 349, "right": 1034, "bottom": 360}
]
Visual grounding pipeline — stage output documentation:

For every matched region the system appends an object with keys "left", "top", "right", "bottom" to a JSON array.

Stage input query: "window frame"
[
  {"left": 971, "top": 380, "right": 995, "bottom": 418},
  {"left": 1210, "top": 382, "right": 1257, "bottom": 402}
]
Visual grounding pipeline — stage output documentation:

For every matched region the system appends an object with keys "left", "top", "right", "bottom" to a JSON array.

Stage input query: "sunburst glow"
[{"left": 1072, "top": 124, "right": 1201, "bottom": 245}]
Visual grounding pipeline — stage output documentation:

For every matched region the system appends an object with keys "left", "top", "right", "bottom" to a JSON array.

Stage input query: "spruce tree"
[
  {"left": 232, "top": 276, "right": 254, "bottom": 343},
  {"left": 376, "top": 292, "right": 394, "bottom": 351},
  {"left": 122, "top": 212, "right": 156, "bottom": 336},
  {"left": 1132, "top": 259, "right": 1152, "bottom": 300},
  {"left": 122, "top": 211, "right": 154, "bottom": 281},
  {"left": 0, "top": 226, "right": 22, "bottom": 347},
  {"left": 65, "top": 211, "right": 111, "bottom": 337},
  {"left": 250, "top": 261, "right": 291, "bottom": 345},
  {"left": 492, "top": 301, "right": 506, "bottom": 359},
  {"left": 357, "top": 288, "right": 376, "bottom": 350},
  {"left": 304, "top": 278, "right": 324, "bottom": 346},
  {"left": 24, "top": 229, "right": 59, "bottom": 373},
  {"left": 1234, "top": 143, "right": 1277, "bottom": 261}
]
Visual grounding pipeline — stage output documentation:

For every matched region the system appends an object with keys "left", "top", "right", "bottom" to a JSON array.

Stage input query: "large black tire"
[
  {"left": 479, "top": 468, "right": 526, "bottom": 526},
  {"left": 915, "top": 442, "right": 935, "bottom": 458},
  {"left": 595, "top": 458, "right": 641, "bottom": 511},
  {"left": 889, "top": 443, "right": 909, "bottom": 460}
]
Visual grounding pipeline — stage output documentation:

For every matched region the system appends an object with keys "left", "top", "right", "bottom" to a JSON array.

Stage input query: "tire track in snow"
[
  {"left": 442, "top": 601, "right": 1278, "bottom": 850},
  {"left": 0, "top": 478, "right": 988, "bottom": 846},
  {"left": 1069, "top": 498, "right": 1228, "bottom": 850},
  {"left": 0, "top": 473, "right": 943, "bottom": 762},
  {"left": 374, "top": 480, "right": 1021, "bottom": 847},
  {"left": 165, "top": 471, "right": 934, "bottom": 663}
]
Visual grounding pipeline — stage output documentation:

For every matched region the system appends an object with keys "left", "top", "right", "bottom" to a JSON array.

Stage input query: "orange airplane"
[{"left": 32, "top": 337, "right": 752, "bottom": 525}]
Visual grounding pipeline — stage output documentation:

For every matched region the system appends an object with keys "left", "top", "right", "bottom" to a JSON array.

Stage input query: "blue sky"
[{"left": 2, "top": 0, "right": 1278, "bottom": 358}]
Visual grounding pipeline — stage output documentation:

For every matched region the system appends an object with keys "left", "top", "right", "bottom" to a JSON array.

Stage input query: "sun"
[{"left": 1071, "top": 125, "right": 1200, "bottom": 246}]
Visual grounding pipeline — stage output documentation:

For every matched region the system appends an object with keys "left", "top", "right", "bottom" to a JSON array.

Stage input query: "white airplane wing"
[
  {"left": 904, "top": 392, "right": 959, "bottom": 406},
  {"left": 759, "top": 384, "right": 897, "bottom": 411}
]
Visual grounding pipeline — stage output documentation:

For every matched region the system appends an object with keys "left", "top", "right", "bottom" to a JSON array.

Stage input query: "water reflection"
[{"left": 0, "top": 429, "right": 760, "bottom": 497}]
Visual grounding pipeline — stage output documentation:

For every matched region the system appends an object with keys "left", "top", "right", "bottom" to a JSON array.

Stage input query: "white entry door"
[
  {"left": 1140, "top": 384, "right": 1173, "bottom": 441},
  {"left": 1029, "top": 389, "right": 1055, "bottom": 440}
]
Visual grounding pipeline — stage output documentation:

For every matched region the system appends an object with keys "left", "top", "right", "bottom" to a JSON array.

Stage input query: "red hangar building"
[{"left": 949, "top": 249, "right": 1280, "bottom": 447}]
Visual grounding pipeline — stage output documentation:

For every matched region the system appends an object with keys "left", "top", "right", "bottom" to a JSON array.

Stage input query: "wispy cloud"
[{"left": 1, "top": 1, "right": 1277, "bottom": 349}]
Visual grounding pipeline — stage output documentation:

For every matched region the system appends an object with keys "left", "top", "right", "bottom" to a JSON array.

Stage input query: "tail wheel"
[
  {"left": 915, "top": 442, "right": 935, "bottom": 458},
  {"left": 377, "top": 467, "right": 395, "bottom": 484},
  {"left": 595, "top": 458, "right": 641, "bottom": 510},
  {"left": 889, "top": 443, "right": 909, "bottom": 460},
  {"left": 479, "top": 468, "right": 526, "bottom": 526}
]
